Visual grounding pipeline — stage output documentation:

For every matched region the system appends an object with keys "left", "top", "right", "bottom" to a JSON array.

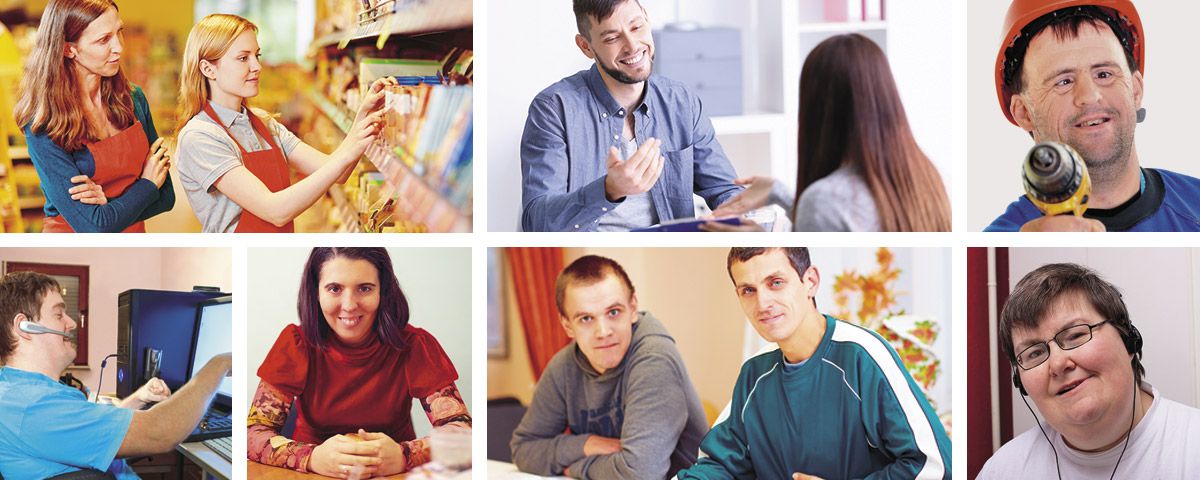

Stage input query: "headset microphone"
[{"left": 18, "top": 320, "right": 77, "bottom": 341}]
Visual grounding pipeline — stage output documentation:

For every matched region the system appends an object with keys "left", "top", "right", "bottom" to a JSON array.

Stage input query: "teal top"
[{"left": 677, "top": 315, "right": 951, "bottom": 479}]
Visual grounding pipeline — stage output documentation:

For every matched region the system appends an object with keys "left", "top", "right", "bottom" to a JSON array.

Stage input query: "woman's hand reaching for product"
[
  {"left": 310, "top": 434, "right": 382, "bottom": 479},
  {"left": 355, "top": 76, "right": 398, "bottom": 125},
  {"left": 336, "top": 109, "right": 386, "bottom": 165},
  {"left": 68, "top": 175, "right": 107, "bottom": 205}
]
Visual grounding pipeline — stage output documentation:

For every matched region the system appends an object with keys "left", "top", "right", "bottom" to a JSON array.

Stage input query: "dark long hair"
[
  {"left": 796, "top": 34, "right": 951, "bottom": 232},
  {"left": 297, "top": 248, "right": 409, "bottom": 350}
]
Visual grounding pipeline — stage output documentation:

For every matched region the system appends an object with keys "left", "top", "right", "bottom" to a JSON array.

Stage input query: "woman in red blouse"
[{"left": 247, "top": 247, "right": 471, "bottom": 477}]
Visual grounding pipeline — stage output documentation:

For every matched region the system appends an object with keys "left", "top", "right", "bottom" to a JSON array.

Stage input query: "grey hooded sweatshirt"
[{"left": 510, "top": 312, "right": 708, "bottom": 479}]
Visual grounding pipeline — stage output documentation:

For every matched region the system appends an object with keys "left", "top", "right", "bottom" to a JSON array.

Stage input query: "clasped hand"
[{"left": 311, "top": 429, "right": 405, "bottom": 479}]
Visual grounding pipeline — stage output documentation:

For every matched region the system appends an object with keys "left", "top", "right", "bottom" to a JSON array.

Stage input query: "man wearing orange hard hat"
[{"left": 986, "top": 0, "right": 1200, "bottom": 232}]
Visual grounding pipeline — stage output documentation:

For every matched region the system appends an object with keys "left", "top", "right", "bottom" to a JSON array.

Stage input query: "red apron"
[
  {"left": 202, "top": 103, "right": 294, "bottom": 233},
  {"left": 43, "top": 121, "right": 149, "bottom": 233}
]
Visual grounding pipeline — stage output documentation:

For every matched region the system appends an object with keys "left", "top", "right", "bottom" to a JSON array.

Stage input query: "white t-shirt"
[{"left": 978, "top": 384, "right": 1200, "bottom": 479}]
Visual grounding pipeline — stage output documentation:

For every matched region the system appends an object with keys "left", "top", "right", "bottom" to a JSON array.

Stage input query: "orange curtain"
[{"left": 506, "top": 247, "right": 569, "bottom": 380}]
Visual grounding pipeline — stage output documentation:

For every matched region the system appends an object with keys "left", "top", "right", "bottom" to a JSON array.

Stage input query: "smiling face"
[
  {"left": 729, "top": 249, "right": 819, "bottom": 346},
  {"left": 1011, "top": 22, "right": 1142, "bottom": 180},
  {"left": 560, "top": 273, "right": 638, "bottom": 374},
  {"left": 317, "top": 257, "right": 381, "bottom": 346},
  {"left": 576, "top": 0, "right": 654, "bottom": 85},
  {"left": 65, "top": 7, "right": 123, "bottom": 78},
  {"left": 202, "top": 30, "right": 262, "bottom": 105},
  {"left": 1012, "top": 290, "right": 1135, "bottom": 433}
]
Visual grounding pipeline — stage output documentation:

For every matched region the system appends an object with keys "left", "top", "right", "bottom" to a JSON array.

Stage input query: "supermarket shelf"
[
  {"left": 310, "top": 0, "right": 472, "bottom": 51},
  {"left": 18, "top": 196, "right": 44, "bottom": 210},
  {"left": 363, "top": 141, "right": 469, "bottom": 232},
  {"left": 306, "top": 90, "right": 353, "bottom": 134},
  {"left": 306, "top": 90, "right": 470, "bottom": 232},
  {"left": 8, "top": 146, "right": 29, "bottom": 160},
  {"left": 796, "top": 20, "right": 886, "bottom": 34},
  {"left": 328, "top": 186, "right": 362, "bottom": 233}
]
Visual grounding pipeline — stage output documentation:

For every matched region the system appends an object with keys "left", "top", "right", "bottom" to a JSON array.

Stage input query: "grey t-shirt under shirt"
[
  {"left": 597, "top": 136, "right": 659, "bottom": 231},
  {"left": 176, "top": 102, "right": 302, "bottom": 233}
]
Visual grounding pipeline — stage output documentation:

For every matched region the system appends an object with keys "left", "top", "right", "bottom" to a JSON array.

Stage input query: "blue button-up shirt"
[
  {"left": 520, "top": 65, "right": 742, "bottom": 232},
  {"left": 0, "top": 366, "right": 135, "bottom": 479}
]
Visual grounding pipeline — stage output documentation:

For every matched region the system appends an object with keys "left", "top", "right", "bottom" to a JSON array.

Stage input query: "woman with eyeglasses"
[{"left": 979, "top": 263, "right": 1200, "bottom": 479}]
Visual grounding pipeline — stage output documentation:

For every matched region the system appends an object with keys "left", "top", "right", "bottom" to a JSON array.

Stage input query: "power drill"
[{"left": 1022, "top": 141, "right": 1091, "bottom": 217}]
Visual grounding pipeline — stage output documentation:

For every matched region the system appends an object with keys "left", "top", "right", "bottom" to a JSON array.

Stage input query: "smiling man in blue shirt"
[
  {"left": 0, "top": 271, "right": 232, "bottom": 480},
  {"left": 520, "top": 0, "right": 743, "bottom": 232}
]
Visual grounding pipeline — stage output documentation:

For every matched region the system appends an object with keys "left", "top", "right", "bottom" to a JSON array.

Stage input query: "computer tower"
[{"left": 116, "top": 289, "right": 227, "bottom": 397}]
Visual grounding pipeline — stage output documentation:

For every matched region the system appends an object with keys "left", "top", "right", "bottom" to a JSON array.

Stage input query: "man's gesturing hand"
[{"left": 604, "top": 138, "right": 664, "bottom": 202}]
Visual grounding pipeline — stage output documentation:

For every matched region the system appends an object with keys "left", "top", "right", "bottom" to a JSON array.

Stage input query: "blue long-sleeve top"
[
  {"left": 520, "top": 65, "right": 742, "bottom": 232},
  {"left": 23, "top": 85, "right": 174, "bottom": 232}
]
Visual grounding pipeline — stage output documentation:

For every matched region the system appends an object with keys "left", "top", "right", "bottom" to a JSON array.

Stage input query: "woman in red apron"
[
  {"left": 15, "top": 0, "right": 174, "bottom": 233},
  {"left": 174, "top": 14, "right": 390, "bottom": 233}
]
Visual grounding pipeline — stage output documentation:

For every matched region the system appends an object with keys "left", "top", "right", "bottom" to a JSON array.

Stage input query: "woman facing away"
[
  {"left": 175, "top": 14, "right": 391, "bottom": 232},
  {"left": 14, "top": 0, "right": 174, "bottom": 233},
  {"left": 706, "top": 33, "right": 951, "bottom": 232},
  {"left": 247, "top": 247, "right": 471, "bottom": 477}
]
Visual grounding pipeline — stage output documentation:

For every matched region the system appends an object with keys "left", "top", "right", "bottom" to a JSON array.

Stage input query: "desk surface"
[
  {"left": 248, "top": 462, "right": 472, "bottom": 479},
  {"left": 485, "top": 460, "right": 570, "bottom": 479},
  {"left": 176, "top": 441, "right": 231, "bottom": 480},
  {"left": 248, "top": 463, "right": 407, "bottom": 479}
]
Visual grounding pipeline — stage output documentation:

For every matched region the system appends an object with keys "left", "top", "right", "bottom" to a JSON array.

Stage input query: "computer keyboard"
[
  {"left": 203, "top": 436, "right": 232, "bottom": 462},
  {"left": 185, "top": 408, "right": 232, "bottom": 442}
]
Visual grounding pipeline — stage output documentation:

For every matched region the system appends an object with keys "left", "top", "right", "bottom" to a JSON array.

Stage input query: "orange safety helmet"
[{"left": 995, "top": 0, "right": 1144, "bottom": 126}]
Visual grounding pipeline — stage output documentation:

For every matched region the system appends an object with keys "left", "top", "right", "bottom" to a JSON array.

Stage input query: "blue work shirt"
[
  {"left": 23, "top": 85, "right": 175, "bottom": 232},
  {"left": 520, "top": 65, "right": 742, "bottom": 231},
  {"left": 0, "top": 366, "right": 135, "bottom": 479},
  {"left": 985, "top": 168, "right": 1200, "bottom": 232}
]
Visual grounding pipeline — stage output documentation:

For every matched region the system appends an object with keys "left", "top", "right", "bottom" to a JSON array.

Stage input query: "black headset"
[{"left": 1012, "top": 321, "right": 1142, "bottom": 396}]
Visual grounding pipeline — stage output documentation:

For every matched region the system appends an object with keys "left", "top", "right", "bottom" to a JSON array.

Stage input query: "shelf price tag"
[{"left": 376, "top": 13, "right": 395, "bottom": 50}]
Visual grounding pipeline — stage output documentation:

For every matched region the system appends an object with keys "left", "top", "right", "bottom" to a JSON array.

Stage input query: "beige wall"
[
  {"left": 487, "top": 253, "right": 536, "bottom": 405},
  {"left": 1, "top": 247, "right": 229, "bottom": 394},
  {"left": 486, "top": 248, "right": 749, "bottom": 414}
]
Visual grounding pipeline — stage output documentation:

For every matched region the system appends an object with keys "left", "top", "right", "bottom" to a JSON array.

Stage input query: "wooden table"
[
  {"left": 248, "top": 462, "right": 472, "bottom": 479},
  {"left": 248, "top": 462, "right": 409, "bottom": 479}
]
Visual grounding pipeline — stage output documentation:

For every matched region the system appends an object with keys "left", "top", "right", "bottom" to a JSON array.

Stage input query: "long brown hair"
[
  {"left": 14, "top": 0, "right": 136, "bottom": 151},
  {"left": 795, "top": 34, "right": 950, "bottom": 232}
]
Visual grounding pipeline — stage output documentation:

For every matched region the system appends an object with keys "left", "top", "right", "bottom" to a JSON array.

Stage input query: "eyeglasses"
[{"left": 1014, "top": 320, "right": 1110, "bottom": 370}]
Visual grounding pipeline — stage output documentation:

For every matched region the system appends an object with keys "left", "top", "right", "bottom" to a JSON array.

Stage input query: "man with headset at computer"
[
  {"left": 0, "top": 271, "right": 233, "bottom": 479},
  {"left": 978, "top": 263, "right": 1200, "bottom": 478}
]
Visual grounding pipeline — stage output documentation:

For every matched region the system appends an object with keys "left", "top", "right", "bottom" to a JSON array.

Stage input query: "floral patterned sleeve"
[
  {"left": 247, "top": 381, "right": 316, "bottom": 472},
  {"left": 395, "top": 384, "right": 473, "bottom": 471}
]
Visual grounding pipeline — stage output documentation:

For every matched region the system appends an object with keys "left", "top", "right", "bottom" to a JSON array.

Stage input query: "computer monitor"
[{"left": 188, "top": 295, "right": 232, "bottom": 409}]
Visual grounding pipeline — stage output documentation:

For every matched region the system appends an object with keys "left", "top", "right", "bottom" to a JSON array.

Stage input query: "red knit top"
[{"left": 256, "top": 323, "right": 458, "bottom": 444}]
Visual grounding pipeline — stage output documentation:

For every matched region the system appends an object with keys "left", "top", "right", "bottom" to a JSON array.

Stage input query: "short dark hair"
[
  {"left": 555, "top": 255, "right": 636, "bottom": 318},
  {"left": 572, "top": 0, "right": 643, "bottom": 39},
  {"left": 297, "top": 248, "right": 409, "bottom": 351},
  {"left": 0, "top": 271, "right": 61, "bottom": 362},
  {"left": 1000, "top": 263, "right": 1145, "bottom": 385},
  {"left": 726, "top": 247, "right": 812, "bottom": 283},
  {"left": 1003, "top": 6, "right": 1140, "bottom": 96}
]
